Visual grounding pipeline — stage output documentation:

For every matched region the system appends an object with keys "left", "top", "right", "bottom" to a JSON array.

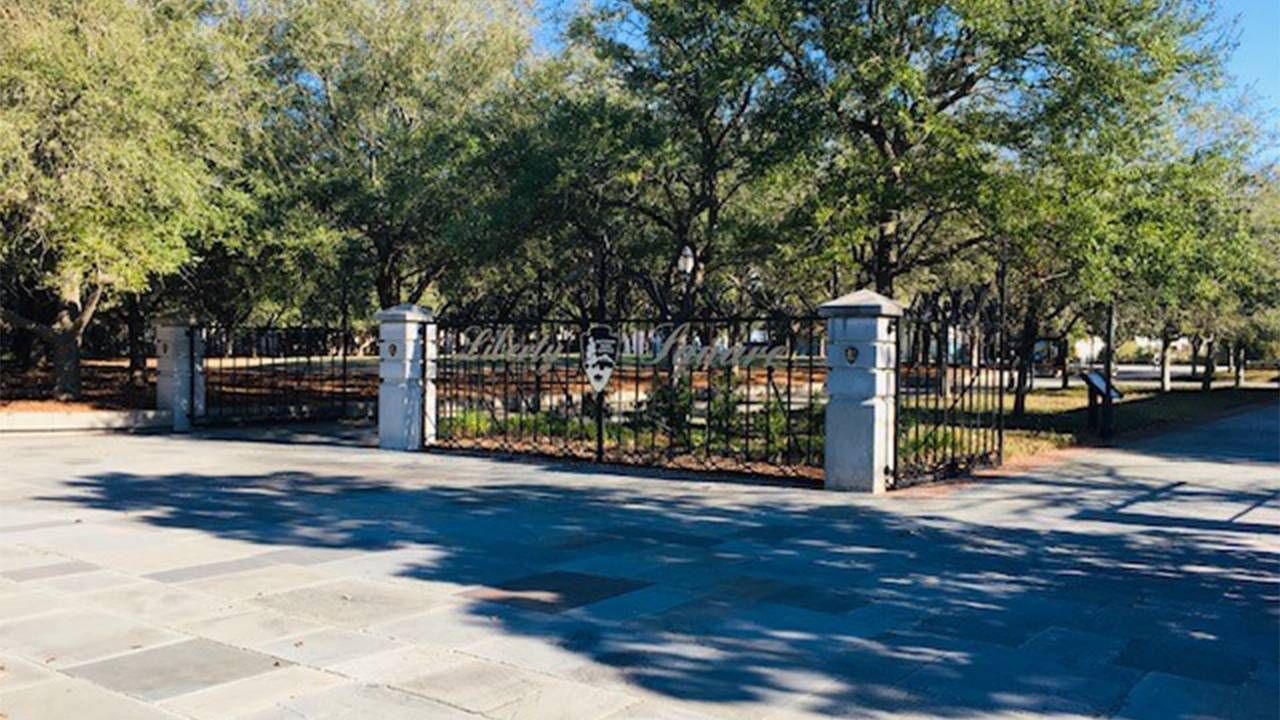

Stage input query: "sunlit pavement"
[{"left": 0, "top": 403, "right": 1276, "bottom": 719}]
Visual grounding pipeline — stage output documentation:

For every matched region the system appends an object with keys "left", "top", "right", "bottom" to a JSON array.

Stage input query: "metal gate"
[
  {"left": 195, "top": 326, "right": 377, "bottom": 424},
  {"left": 426, "top": 316, "right": 827, "bottom": 481},
  {"left": 892, "top": 283, "right": 1006, "bottom": 488}
]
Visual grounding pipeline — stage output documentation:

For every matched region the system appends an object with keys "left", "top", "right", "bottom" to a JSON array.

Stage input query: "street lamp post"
[
  {"left": 677, "top": 245, "right": 695, "bottom": 277},
  {"left": 1102, "top": 301, "right": 1116, "bottom": 441},
  {"left": 676, "top": 245, "right": 695, "bottom": 320}
]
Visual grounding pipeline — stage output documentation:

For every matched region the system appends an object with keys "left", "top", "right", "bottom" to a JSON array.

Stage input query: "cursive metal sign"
[{"left": 448, "top": 322, "right": 798, "bottom": 388}]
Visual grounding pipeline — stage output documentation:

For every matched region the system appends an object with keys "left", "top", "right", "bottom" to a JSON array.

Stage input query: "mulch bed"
[{"left": 0, "top": 360, "right": 156, "bottom": 411}]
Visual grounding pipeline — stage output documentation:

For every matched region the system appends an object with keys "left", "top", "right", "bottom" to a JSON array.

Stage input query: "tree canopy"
[
  {"left": 1, "top": 0, "right": 1276, "bottom": 398},
  {"left": 0, "top": 0, "right": 260, "bottom": 396}
]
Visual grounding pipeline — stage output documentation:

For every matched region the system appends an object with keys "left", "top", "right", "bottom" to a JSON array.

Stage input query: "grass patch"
[
  {"left": 1001, "top": 386, "right": 1276, "bottom": 461},
  {"left": 1243, "top": 368, "right": 1280, "bottom": 384}
]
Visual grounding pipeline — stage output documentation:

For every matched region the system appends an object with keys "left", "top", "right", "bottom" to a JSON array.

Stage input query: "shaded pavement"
[{"left": 0, "top": 402, "right": 1276, "bottom": 719}]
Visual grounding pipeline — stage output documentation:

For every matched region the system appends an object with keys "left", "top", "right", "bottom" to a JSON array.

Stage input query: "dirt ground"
[{"left": 0, "top": 360, "right": 156, "bottom": 411}]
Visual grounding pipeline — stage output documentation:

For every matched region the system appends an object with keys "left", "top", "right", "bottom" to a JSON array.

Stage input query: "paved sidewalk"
[{"left": 0, "top": 403, "right": 1276, "bottom": 719}]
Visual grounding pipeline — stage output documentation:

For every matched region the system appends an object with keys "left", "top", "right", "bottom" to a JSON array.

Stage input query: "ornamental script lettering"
[{"left": 450, "top": 323, "right": 793, "bottom": 376}]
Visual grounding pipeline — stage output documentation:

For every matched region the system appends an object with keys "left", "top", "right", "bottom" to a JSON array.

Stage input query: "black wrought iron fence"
[
  {"left": 197, "top": 326, "right": 378, "bottom": 424},
  {"left": 892, "top": 285, "right": 1006, "bottom": 488},
  {"left": 429, "top": 316, "right": 827, "bottom": 481}
]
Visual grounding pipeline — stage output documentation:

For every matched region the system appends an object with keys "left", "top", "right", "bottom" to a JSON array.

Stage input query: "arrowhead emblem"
[{"left": 582, "top": 324, "right": 618, "bottom": 394}]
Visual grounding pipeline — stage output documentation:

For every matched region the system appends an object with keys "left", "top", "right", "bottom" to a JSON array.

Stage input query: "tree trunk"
[
  {"left": 127, "top": 295, "right": 147, "bottom": 388},
  {"left": 1159, "top": 335, "right": 1172, "bottom": 393},
  {"left": 1201, "top": 337, "right": 1215, "bottom": 391},
  {"left": 10, "top": 329, "right": 36, "bottom": 371},
  {"left": 1059, "top": 337, "right": 1069, "bottom": 390},
  {"left": 51, "top": 331, "right": 82, "bottom": 400},
  {"left": 46, "top": 279, "right": 104, "bottom": 401},
  {"left": 873, "top": 214, "right": 896, "bottom": 295},
  {"left": 1235, "top": 346, "right": 1245, "bottom": 387},
  {"left": 376, "top": 266, "right": 400, "bottom": 310},
  {"left": 1189, "top": 336, "right": 1201, "bottom": 377},
  {"left": 1012, "top": 299, "right": 1039, "bottom": 417}
]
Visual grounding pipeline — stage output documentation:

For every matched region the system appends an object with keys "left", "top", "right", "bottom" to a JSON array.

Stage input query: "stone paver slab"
[
  {"left": 0, "top": 678, "right": 180, "bottom": 720},
  {"left": 254, "top": 578, "right": 441, "bottom": 627},
  {"left": 1019, "top": 626, "right": 1128, "bottom": 670},
  {"left": 759, "top": 583, "right": 870, "bottom": 615},
  {"left": 397, "top": 656, "right": 548, "bottom": 714},
  {"left": 566, "top": 585, "right": 702, "bottom": 623},
  {"left": 144, "top": 554, "right": 275, "bottom": 584},
  {"left": 255, "top": 547, "right": 366, "bottom": 566},
  {"left": 180, "top": 564, "right": 334, "bottom": 599},
  {"left": 158, "top": 665, "right": 344, "bottom": 719},
  {"left": 488, "top": 676, "right": 641, "bottom": 720},
  {"left": 465, "top": 571, "right": 649, "bottom": 614},
  {"left": 0, "top": 548, "right": 60, "bottom": 573},
  {"left": 602, "top": 700, "right": 724, "bottom": 719},
  {"left": 1114, "top": 671, "right": 1236, "bottom": 720},
  {"left": 65, "top": 638, "right": 282, "bottom": 701},
  {"left": 368, "top": 601, "right": 532, "bottom": 649},
  {"left": 459, "top": 632, "right": 593, "bottom": 675},
  {"left": 87, "top": 536, "right": 259, "bottom": 576},
  {"left": 237, "top": 682, "right": 475, "bottom": 720},
  {"left": 84, "top": 582, "right": 239, "bottom": 623},
  {"left": 0, "top": 560, "right": 98, "bottom": 582},
  {"left": 259, "top": 628, "right": 405, "bottom": 667},
  {"left": 328, "top": 646, "right": 457, "bottom": 685},
  {"left": 29, "top": 569, "right": 146, "bottom": 595},
  {"left": 178, "top": 609, "right": 322, "bottom": 648},
  {"left": 0, "top": 654, "right": 56, "bottom": 693},
  {"left": 0, "top": 590, "right": 70, "bottom": 623},
  {"left": 1114, "top": 636, "right": 1257, "bottom": 685},
  {"left": 0, "top": 609, "right": 182, "bottom": 668}
]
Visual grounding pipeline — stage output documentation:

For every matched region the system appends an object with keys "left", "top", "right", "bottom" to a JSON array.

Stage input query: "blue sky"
[{"left": 1225, "top": 0, "right": 1279, "bottom": 115}]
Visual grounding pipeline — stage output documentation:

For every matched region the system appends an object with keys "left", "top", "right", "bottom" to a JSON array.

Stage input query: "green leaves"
[
  {"left": 261, "top": 0, "right": 532, "bottom": 308},
  {"left": 0, "top": 0, "right": 257, "bottom": 296}
]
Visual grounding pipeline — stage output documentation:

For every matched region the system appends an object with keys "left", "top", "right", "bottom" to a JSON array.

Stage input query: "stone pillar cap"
[
  {"left": 819, "top": 289, "right": 904, "bottom": 318},
  {"left": 375, "top": 304, "right": 433, "bottom": 323}
]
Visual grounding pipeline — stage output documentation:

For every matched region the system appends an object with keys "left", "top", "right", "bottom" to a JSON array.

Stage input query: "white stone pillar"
[
  {"left": 819, "top": 290, "right": 904, "bottom": 493},
  {"left": 154, "top": 320, "right": 205, "bottom": 432},
  {"left": 376, "top": 304, "right": 434, "bottom": 451}
]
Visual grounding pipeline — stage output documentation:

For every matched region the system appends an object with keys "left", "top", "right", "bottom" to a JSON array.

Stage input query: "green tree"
[
  {"left": 573, "top": 0, "right": 801, "bottom": 320},
  {"left": 764, "top": 0, "right": 1220, "bottom": 295},
  {"left": 0, "top": 0, "right": 258, "bottom": 398},
  {"left": 438, "top": 54, "right": 655, "bottom": 322},
  {"left": 263, "top": 0, "right": 531, "bottom": 310}
]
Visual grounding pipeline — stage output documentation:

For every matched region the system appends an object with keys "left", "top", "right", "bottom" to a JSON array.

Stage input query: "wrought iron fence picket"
[
  {"left": 427, "top": 316, "right": 827, "bottom": 481},
  {"left": 891, "top": 285, "right": 1005, "bottom": 488}
]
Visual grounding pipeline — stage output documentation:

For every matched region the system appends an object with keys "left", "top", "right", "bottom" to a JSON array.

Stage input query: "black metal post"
[
  {"left": 1059, "top": 337, "right": 1070, "bottom": 390},
  {"left": 340, "top": 277, "right": 350, "bottom": 417},
  {"left": 427, "top": 320, "right": 437, "bottom": 448},
  {"left": 1102, "top": 301, "right": 1116, "bottom": 441},
  {"left": 187, "top": 326, "right": 197, "bottom": 426},
  {"left": 595, "top": 250, "right": 607, "bottom": 463},
  {"left": 891, "top": 318, "right": 901, "bottom": 486},
  {"left": 595, "top": 390, "right": 605, "bottom": 462},
  {"left": 996, "top": 253, "right": 1007, "bottom": 463}
]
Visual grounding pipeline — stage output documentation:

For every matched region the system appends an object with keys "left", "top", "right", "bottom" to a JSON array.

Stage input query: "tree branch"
[
  {"left": 70, "top": 282, "right": 105, "bottom": 338},
  {"left": 0, "top": 306, "right": 54, "bottom": 341}
]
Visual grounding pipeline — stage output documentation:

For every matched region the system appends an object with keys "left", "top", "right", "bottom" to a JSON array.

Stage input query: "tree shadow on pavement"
[{"left": 43, "top": 466, "right": 1280, "bottom": 718}]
